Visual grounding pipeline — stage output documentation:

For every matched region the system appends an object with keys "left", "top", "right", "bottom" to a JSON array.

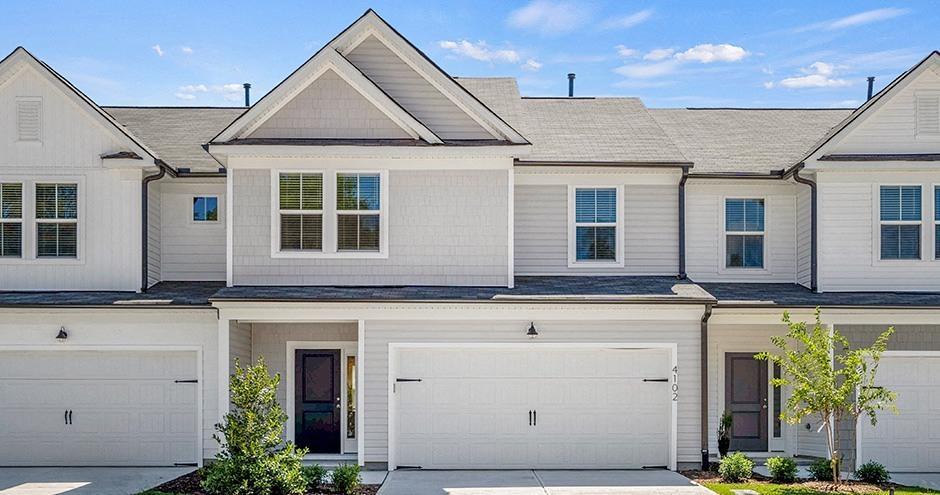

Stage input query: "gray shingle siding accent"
[{"left": 231, "top": 168, "right": 509, "bottom": 286}]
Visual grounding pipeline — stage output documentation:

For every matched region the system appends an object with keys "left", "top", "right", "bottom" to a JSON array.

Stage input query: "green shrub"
[
  {"left": 765, "top": 456, "right": 798, "bottom": 483},
  {"left": 303, "top": 464, "right": 327, "bottom": 491},
  {"left": 718, "top": 452, "right": 753, "bottom": 482},
  {"left": 202, "top": 358, "right": 308, "bottom": 495},
  {"left": 807, "top": 458, "right": 834, "bottom": 481},
  {"left": 855, "top": 461, "right": 890, "bottom": 484},
  {"left": 330, "top": 463, "right": 362, "bottom": 495}
]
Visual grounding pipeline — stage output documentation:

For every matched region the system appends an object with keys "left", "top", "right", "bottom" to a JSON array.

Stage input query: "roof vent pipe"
[
  {"left": 866, "top": 76, "right": 875, "bottom": 101},
  {"left": 567, "top": 73, "right": 575, "bottom": 97},
  {"left": 243, "top": 83, "right": 251, "bottom": 107}
]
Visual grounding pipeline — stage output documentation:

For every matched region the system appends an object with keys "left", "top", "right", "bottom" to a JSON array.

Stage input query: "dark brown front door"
[
  {"left": 725, "top": 352, "right": 768, "bottom": 451},
  {"left": 295, "top": 349, "right": 341, "bottom": 453}
]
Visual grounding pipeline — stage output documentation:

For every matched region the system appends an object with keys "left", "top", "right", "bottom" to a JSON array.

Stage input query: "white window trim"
[
  {"left": 189, "top": 195, "right": 221, "bottom": 224},
  {"left": 15, "top": 96, "right": 42, "bottom": 145},
  {"left": 0, "top": 181, "right": 24, "bottom": 259},
  {"left": 915, "top": 90, "right": 940, "bottom": 140},
  {"left": 934, "top": 183, "right": 940, "bottom": 262},
  {"left": 566, "top": 185, "right": 625, "bottom": 268},
  {"left": 0, "top": 177, "right": 84, "bottom": 265},
  {"left": 34, "top": 182, "right": 79, "bottom": 260},
  {"left": 872, "top": 183, "right": 925, "bottom": 264},
  {"left": 270, "top": 169, "right": 388, "bottom": 259},
  {"left": 719, "top": 196, "right": 770, "bottom": 273}
]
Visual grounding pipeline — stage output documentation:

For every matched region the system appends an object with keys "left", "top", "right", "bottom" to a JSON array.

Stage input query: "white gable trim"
[
  {"left": 330, "top": 11, "right": 528, "bottom": 144},
  {"left": 214, "top": 49, "right": 442, "bottom": 144},
  {"left": 0, "top": 48, "right": 157, "bottom": 164}
]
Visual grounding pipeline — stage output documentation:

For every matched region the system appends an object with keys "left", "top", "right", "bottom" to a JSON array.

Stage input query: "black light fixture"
[
  {"left": 526, "top": 322, "right": 538, "bottom": 338},
  {"left": 55, "top": 327, "right": 68, "bottom": 341}
]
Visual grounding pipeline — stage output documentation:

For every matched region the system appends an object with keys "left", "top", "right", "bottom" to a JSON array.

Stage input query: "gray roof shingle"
[
  {"left": 103, "top": 106, "right": 245, "bottom": 171},
  {"left": 649, "top": 108, "right": 851, "bottom": 173}
]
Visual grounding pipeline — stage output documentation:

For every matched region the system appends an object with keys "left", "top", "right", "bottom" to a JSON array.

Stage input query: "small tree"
[
  {"left": 755, "top": 309, "right": 896, "bottom": 485},
  {"left": 203, "top": 358, "right": 307, "bottom": 495}
]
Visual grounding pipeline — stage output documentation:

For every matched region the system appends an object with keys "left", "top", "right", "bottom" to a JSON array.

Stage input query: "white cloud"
[
  {"left": 614, "top": 59, "right": 680, "bottom": 79},
  {"left": 181, "top": 46, "right": 194, "bottom": 54},
  {"left": 438, "top": 40, "right": 520, "bottom": 63},
  {"left": 507, "top": 0, "right": 591, "bottom": 35},
  {"left": 826, "top": 7, "right": 909, "bottom": 30},
  {"left": 763, "top": 81, "right": 775, "bottom": 89},
  {"left": 174, "top": 92, "right": 196, "bottom": 100},
  {"left": 178, "top": 84, "right": 207, "bottom": 93},
  {"left": 643, "top": 48, "right": 674, "bottom": 61},
  {"left": 674, "top": 43, "right": 748, "bottom": 63},
  {"left": 615, "top": 45, "right": 638, "bottom": 58},
  {"left": 777, "top": 62, "right": 851, "bottom": 89},
  {"left": 151, "top": 44, "right": 164, "bottom": 57},
  {"left": 520, "top": 59, "right": 543, "bottom": 71},
  {"left": 601, "top": 9, "right": 653, "bottom": 30},
  {"left": 174, "top": 83, "right": 243, "bottom": 102}
]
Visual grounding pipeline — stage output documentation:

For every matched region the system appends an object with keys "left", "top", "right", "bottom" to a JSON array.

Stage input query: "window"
[
  {"left": 346, "top": 355, "right": 357, "bottom": 439},
  {"left": 573, "top": 187, "right": 618, "bottom": 262},
  {"left": 936, "top": 186, "right": 940, "bottom": 259},
  {"left": 0, "top": 183, "right": 23, "bottom": 257},
  {"left": 278, "top": 173, "right": 323, "bottom": 251},
  {"left": 16, "top": 97, "right": 41, "bottom": 142},
  {"left": 192, "top": 196, "right": 218, "bottom": 222},
  {"left": 35, "top": 183, "right": 77, "bottom": 258},
  {"left": 725, "top": 198, "right": 764, "bottom": 268},
  {"left": 772, "top": 363, "right": 782, "bottom": 438},
  {"left": 880, "top": 185, "right": 921, "bottom": 260},
  {"left": 336, "top": 173, "right": 380, "bottom": 251},
  {"left": 916, "top": 93, "right": 940, "bottom": 137}
]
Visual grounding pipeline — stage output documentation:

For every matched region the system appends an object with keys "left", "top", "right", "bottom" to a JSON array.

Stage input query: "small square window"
[{"left": 193, "top": 196, "right": 219, "bottom": 222}]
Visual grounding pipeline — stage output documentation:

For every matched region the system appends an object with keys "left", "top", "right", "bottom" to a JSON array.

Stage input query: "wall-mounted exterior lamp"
[
  {"left": 55, "top": 327, "right": 68, "bottom": 342},
  {"left": 526, "top": 322, "right": 539, "bottom": 338}
]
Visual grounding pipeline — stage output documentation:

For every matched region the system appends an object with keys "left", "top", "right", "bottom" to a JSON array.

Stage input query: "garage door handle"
[
  {"left": 68, "top": 410, "right": 72, "bottom": 425},
  {"left": 64, "top": 410, "right": 68, "bottom": 425},
  {"left": 528, "top": 410, "right": 532, "bottom": 426},
  {"left": 533, "top": 410, "right": 536, "bottom": 426}
]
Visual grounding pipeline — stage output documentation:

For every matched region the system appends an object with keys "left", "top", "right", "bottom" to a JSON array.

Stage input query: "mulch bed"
[
  {"left": 151, "top": 469, "right": 380, "bottom": 495},
  {"left": 682, "top": 470, "right": 898, "bottom": 494}
]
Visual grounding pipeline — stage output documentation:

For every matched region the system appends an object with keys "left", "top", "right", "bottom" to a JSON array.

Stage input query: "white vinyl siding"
[
  {"left": 0, "top": 182, "right": 23, "bottom": 257},
  {"left": 915, "top": 92, "right": 940, "bottom": 137},
  {"left": 796, "top": 187, "right": 812, "bottom": 287},
  {"left": 159, "top": 182, "right": 226, "bottom": 282},
  {"left": 15, "top": 97, "right": 41, "bottom": 142},
  {"left": 147, "top": 179, "right": 162, "bottom": 286}
]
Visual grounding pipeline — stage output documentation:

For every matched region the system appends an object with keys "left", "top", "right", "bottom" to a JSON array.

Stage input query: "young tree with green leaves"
[{"left": 754, "top": 309, "right": 896, "bottom": 484}]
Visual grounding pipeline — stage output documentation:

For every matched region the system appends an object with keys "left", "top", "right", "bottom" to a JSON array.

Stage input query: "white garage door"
[
  {"left": 0, "top": 350, "right": 199, "bottom": 466},
  {"left": 858, "top": 355, "right": 940, "bottom": 472},
  {"left": 394, "top": 346, "right": 673, "bottom": 470}
]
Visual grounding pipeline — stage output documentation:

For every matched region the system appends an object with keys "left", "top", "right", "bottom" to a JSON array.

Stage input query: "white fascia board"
[
  {"left": 209, "top": 144, "right": 528, "bottom": 162},
  {"left": 710, "top": 306, "right": 940, "bottom": 325},
  {"left": 805, "top": 160, "right": 940, "bottom": 172}
]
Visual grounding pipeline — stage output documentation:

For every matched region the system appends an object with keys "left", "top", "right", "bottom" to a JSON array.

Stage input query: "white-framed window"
[
  {"left": 879, "top": 185, "right": 922, "bottom": 260},
  {"left": 336, "top": 173, "right": 380, "bottom": 252},
  {"left": 16, "top": 97, "right": 42, "bottom": 143},
  {"left": 35, "top": 183, "right": 77, "bottom": 258},
  {"left": 0, "top": 182, "right": 23, "bottom": 257},
  {"left": 724, "top": 198, "right": 765, "bottom": 269},
  {"left": 192, "top": 195, "right": 219, "bottom": 222},
  {"left": 277, "top": 172, "right": 323, "bottom": 252},
  {"left": 568, "top": 186, "right": 624, "bottom": 266},
  {"left": 916, "top": 92, "right": 940, "bottom": 138},
  {"left": 935, "top": 186, "right": 940, "bottom": 260}
]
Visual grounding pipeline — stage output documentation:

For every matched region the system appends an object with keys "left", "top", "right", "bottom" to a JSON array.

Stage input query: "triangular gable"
[
  {"left": 213, "top": 48, "right": 441, "bottom": 144},
  {"left": 331, "top": 10, "right": 527, "bottom": 143},
  {"left": 803, "top": 51, "right": 940, "bottom": 162},
  {"left": 0, "top": 47, "right": 157, "bottom": 163}
]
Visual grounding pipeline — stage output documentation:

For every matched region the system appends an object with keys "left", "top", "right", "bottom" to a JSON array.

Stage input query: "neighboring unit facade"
[{"left": 0, "top": 9, "right": 938, "bottom": 474}]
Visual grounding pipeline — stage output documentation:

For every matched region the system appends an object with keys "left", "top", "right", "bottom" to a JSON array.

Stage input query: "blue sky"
[{"left": 2, "top": 1, "right": 936, "bottom": 108}]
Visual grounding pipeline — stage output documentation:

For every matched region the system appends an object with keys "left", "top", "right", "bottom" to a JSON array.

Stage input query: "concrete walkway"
[
  {"left": 378, "top": 470, "right": 714, "bottom": 495},
  {"left": 0, "top": 467, "right": 193, "bottom": 495}
]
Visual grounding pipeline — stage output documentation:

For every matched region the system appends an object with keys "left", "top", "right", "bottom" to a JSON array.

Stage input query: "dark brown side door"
[
  {"left": 295, "top": 349, "right": 341, "bottom": 453},
  {"left": 725, "top": 352, "right": 768, "bottom": 451}
]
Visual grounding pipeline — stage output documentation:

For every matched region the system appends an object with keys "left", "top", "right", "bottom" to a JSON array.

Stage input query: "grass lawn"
[{"left": 704, "top": 482, "right": 940, "bottom": 495}]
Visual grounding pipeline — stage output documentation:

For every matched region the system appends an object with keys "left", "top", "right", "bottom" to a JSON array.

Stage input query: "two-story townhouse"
[{"left": 0, "top": 9, "right": 938, "bottom": 474}]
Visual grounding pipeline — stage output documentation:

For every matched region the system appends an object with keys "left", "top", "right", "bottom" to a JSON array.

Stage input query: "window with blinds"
[
  {"left": 279, "top": 173, "right": 323, "bottom": 251},
  {"left": 935, "top": 186, "right": 940, "bottom": 259},
  {"left": 336, "top": 173, "right": 380, "bottom": 251},
  {"left": 35, "top": 183, "right": 77, "bottom": 258},
  {"left": 0, "top": 183, "right": 23, "bottom": 257},
  {"left": 16, "top": 98, "right": 41, "bottom": 142},
  {"left": 880, "top": 185, "right": 921, "bottom": 260},
  {"left": 574, "top": 187, "right": 617, "bottom": 261},
  {"left": 725, "top": 198, "right": 764, "bottom": 268},
  {"left": 916, "top": 94, "right": 940, "bottom": 136}
]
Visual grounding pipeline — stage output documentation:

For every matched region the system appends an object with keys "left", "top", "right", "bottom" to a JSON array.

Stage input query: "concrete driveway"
[
  {"left": 378, "top": 470, "right": 713, "bottom": 495},
  {"left": 891, "top": 473, "right": 940, "bottom": 491},
  {"left": 0, "top": 467, "right": 193, "bottom": 495}
]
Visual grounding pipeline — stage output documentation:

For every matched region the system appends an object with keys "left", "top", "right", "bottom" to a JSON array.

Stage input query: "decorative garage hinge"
[
  {"left": 174, "top": 379, "right": 199, "bottom": 383},
  {"left": 642, "top": 378, "right": 669, "bottom": 382},
  {"left": 393, "top": 377, "right": 421, "bottom": 393},
  {"left": 174, "top": 462, "right": 198, "bottom": 467}
]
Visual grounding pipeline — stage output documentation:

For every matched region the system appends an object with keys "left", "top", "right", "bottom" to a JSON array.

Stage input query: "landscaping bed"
[
  {"left": 139, "top": 469, "right": 380, "bottom": 495},
  {"left": 682, "top": 470, "right": 939, "bottom": 495}
]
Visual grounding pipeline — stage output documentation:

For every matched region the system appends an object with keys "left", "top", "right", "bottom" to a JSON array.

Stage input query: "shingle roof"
[
  {"left": 103, "top": 107, "right": 245, "bottom": 171},
  {"left": 0, "top": 281, "right": 223, "bottom": 306},
  {"left": 649, "top": 108, "right": 851, "bottom": 173},
  {"left": 457, "top": 78, "right": 688, "bottom": 165},
  {"left": 700, "top": 282, "right": 940, "bottom": 308}
]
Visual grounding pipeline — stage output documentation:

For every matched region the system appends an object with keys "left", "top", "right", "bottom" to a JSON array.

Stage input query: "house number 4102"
[{"left": 672, "top": 366, "right": 679, "bottom": 401}]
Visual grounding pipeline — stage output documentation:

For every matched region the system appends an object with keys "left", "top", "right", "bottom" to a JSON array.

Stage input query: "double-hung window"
[
  {"left": 35, "top": 183, "right": 77, "bottom": 258},
  {"left": 278, "top": 173, "right": 323, "bottom": 251},
  {"left": 880, "top": 185, "right": 921, "bottom": 260},
  {"left": 725, "top": 198, "right": 764, "bottom": 268},
  {"left": 0, "top": 183, "right": 23, "bottom": 257},
  {"left": 337, "top": 173, "right": 380, "bottom": 252},
  {"left": 192, "top": 196, "right": 219, "bottom": 222},
  {"left": 573, "top": 187, "right": 618, "bottom": 263},
  {"left": 935, "top": 186, "right": 940, "bottom": 259}
]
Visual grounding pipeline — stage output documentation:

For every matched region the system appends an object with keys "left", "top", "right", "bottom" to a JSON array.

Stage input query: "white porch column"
[{"left": 218, "top": 315, "right": 231, "bottom": 423}]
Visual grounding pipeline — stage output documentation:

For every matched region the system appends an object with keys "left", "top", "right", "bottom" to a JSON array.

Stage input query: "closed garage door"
[
  {"left": 858, "top": 355, "right": 940, "bottom": 472},
  {"left": 394, "top": 346, "right": 673, "bottom": 470},
  {"left": 0, "top": 350, "right": 199, "bottom": 466}
]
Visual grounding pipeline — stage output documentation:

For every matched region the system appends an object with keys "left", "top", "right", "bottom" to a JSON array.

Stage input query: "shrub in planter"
[
  {"left": 330, "top": 463, "right": 362, "bottom": 495},
  {"left": 765, "top": 456, "right": 798, "bottom": 483},
  {"left": 807, "top": 458, "right": 834, "bottom": 482},
  {"left": 303, "top": 464, "right": 327, "bottom": 491},
  {"left": 855, "top": 461, "right": 890, "bottom": 484},
  {"left": 718, "top": 452, "right": 753, "bottom": 482},
  {"left": 202, "top": 358, "right": 307, "bottom": 495},
  {"left": 717, "top": 411, "right": 733, "bottom": 457}
]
